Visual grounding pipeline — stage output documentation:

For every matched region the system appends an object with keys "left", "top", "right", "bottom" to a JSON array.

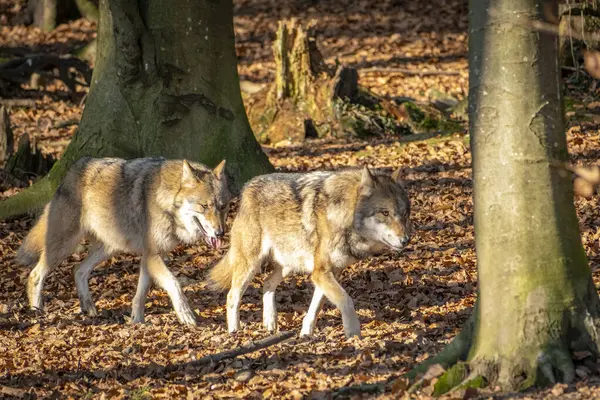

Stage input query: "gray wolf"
[
  {"left": 209, "top": 166, "right": 411, "bottom": 338},
  {"left": 17, "top": 157, "right": 230, "bottom": 325}
]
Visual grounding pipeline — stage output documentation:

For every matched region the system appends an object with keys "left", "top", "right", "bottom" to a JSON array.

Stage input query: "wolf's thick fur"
[
  {"left": 18, "top": 156, "right": 231, "bottom": 325},
  {"left": 209, "top": 167, "right": 411, "bottom": 338}
]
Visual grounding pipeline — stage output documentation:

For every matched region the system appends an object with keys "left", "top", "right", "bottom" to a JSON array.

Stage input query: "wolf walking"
[
  {"left": 209, "top": 166, "right": 411, "bottom": 338},
  {"left": 17, "top": 157, "right": 231, "bottom": 325}
]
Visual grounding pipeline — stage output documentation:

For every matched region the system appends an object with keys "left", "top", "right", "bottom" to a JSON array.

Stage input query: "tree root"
[
  {"left": 405, "top": 313, "right": 474, "bottom": 380},
  {"left": 0, "top": 175, "right": 55, "bottom": 220},
  {"left": 405, "top": 296, "right": 600, "bottom": 397}
]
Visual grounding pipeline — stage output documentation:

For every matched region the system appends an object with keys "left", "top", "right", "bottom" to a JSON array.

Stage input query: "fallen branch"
[
  {"left": 333, "top": 382, "right": 385, "bottom": 398},
  {"left": 360, "top": 67, "right": 461, "bottom": 77},
  {"left": 0, "top": 99, "right": 36, "bottom": 108},
  {"left": 53, "top": 119, "right": 79, "bottom": 129},
  {"left": 0, "top": 54, "right": 92, "bottom": 92},
  {"left": 164, "top": 331, "right": 295, "bottom": 373}
]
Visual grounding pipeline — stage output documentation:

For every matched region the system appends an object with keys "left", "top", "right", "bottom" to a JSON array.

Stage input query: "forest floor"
[{"left": 1, "top": 0, "right": 600, "bottom": 399}]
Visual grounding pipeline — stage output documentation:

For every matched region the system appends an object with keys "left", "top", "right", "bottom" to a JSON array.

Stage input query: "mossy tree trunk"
[
  {"left": 0, "top": 0, "right": 272, "bottom": 219},
  {"left": 413, "top": 0, "right": 600, "bottom": 393}
]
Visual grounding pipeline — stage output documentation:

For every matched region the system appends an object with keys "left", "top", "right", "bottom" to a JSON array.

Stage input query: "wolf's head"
[
  {"left": 175, "top": 160, "right": 231, "bottom": 249},
  {"left": 354, "top": 166, "right": 412, "bottom": 251}
]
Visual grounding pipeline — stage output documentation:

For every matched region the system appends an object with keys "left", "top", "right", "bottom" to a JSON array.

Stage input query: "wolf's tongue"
[{"left": 207, "top": 237, "right": 222, "bottom": 249}]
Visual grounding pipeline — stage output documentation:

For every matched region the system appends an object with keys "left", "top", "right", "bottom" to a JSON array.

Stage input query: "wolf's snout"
[
  {"left": 400, "top": 235, "right": 410, "bottom": 246},
  {"left": 215, "top": 229, "right": 225, "bottom": 238}
]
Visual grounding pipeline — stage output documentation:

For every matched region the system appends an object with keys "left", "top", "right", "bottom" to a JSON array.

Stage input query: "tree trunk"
[
  {"left": 31, "top": 0, "right": 58, "bottom": 32},
  {"left": 0, "top": 0, "right": 272, "bottom": 219},
  {"left": 411, "top": 0, "right": 600, "bottom": 393},
  {"left": 28, "top": 0, "right": 82, "bottom": 32}
]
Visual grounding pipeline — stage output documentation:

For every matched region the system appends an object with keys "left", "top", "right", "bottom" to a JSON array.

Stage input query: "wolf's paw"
[
  {"left": 28, "top": 294, "right": 44, "bottom": 312},
  {"left": 344, "top": 329, "right": 362, "bottom": 339},
  {"left": 178, "top": 311, "right": 198, "bottom": 326},
  {"left": 79, "top": 298, "right": 98, "bottom": 317},
  {"left": 130, "top": 312, "right": 145, "bottom": 324},
  {"left": 263, "top": 319, "right": 278, "bottom": 332},
  {"left": 343, "top": 318, "right": 361, "bottom": 338},
  {"left": 299, "top": 326, "right": 314, "bottom": 337}
]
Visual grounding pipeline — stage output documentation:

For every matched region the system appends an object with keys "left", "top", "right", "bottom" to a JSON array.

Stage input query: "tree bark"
[
  {"left": 411, "top": 0, "right": 600, "bottom": 392},
  {"left": 0, "top": 0, "right": 272, "bottom": 219}
]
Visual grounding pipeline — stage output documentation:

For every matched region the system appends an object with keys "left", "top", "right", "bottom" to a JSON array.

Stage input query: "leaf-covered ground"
[{"left": 1, "top": 0, "right": 600, "bottom": 398}]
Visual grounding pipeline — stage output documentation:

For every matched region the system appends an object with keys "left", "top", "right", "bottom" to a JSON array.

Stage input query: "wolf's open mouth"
[
  {"left": 207, "top": 236, "right": 222, "bottom": 249},
  {"left": 193, "top": 216, "right": 222, "bottom": 249},
  {"left": 193, "top": 216, "right": 206, "bottom": 235}
]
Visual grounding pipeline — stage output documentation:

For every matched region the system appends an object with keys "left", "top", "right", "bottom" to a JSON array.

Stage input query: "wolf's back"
[{"left": 16, "top": 204, "right": 49, "bottom": 265}]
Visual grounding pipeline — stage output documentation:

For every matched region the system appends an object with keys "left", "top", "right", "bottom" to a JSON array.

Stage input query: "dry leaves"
[{"left": 1, "top": 0, "right": 600, "bottom": 399}]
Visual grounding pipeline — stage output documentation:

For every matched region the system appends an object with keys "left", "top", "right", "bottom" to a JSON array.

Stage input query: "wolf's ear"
[
  {"left": 181, "top": 160, "right": 197, "bottom": 187},
  {"left": 391, "top": 167, "right": 406, "bottom": 188},
  {"left": 213, "top": 159, "right": 227, "bottom": 181},
  {"left": 361, "top": 166, "right": 375, "bottom": 192}
]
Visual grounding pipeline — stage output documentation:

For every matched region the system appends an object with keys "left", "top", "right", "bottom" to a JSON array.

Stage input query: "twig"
[
  {"left": 164, "top": 331, "right": 295, "bottom": 372},
  {"left": 333, "top": 382, "right": 385, "bottom": 398},
  {"left": 53, "top": 119, "right": 79, "bottom": 129},
  {"left": 360, "top": 67, "right": 460, "bottom": 77},
  {"left": 0, "top": 99, "right": 36, "bottom": 108}
]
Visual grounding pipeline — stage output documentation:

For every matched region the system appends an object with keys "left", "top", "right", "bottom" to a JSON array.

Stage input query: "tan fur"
[
  {"left": 209, "top": 167, "right": 412, "bottom": 338},
  {"left": 208, "top": 252, "right": 233, "bottom": 290},
  {"left": 16, "top": 204, "right": 49, "bottom": 266},
  {"left": 18, "top": 157, "right": 231, "bottom": 325}
]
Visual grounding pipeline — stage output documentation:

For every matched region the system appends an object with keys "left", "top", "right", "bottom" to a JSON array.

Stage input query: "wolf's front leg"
[
  {"left": 300, "top": 286, "right": 326, "bottom": 336},
  {"left": 74, "top": 244, "right": 110, "bottom": 317},
  {"left": 145, "top": 254, "right": 197, "bottom": 326},
  {"left": 311, "top": 269, "right": 360, "bottom": 338},
  {"left": 227, "top": 268, "right": 257, "bottom": 333},
  {"left": 131, "top": 262, "right": 152, "bottom": 323},
  {"left": 262, "top": 268, "right": 284, "bottom": 331}
]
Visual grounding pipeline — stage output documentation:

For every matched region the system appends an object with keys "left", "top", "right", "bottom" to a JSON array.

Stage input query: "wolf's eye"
[
  {"left": 380, "top": 210, "right": 390, "bottom": 217},
  {"left": 201, "top": 204, "right": 208, "bottom": 209}
]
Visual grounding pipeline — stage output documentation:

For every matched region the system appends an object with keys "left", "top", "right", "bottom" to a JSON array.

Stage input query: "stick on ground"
[{"left": 165, "top": 331, "right": 295, "bottom": 373}]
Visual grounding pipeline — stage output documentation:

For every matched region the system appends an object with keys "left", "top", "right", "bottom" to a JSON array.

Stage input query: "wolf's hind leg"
[
  {"left": 300, "top": 286, "right": 326, "bottom": 336},
  {"left": 28, "top": 252, "right": 52, "bottom": 310},
  {"left": 311, "top": 269, "right": 360, "bottom": 338},
  {"left": 262, "top": 267, "right": 284, "bottom": 331},
  {"left": 27, "top": 203, "right": 82, "bottom": 311},
  {"left": 227, "top": 259, "right": 261, "bottom": 333},
  {"left": 74, "top": 242, "right": 110, "bottom": 317},
  {"left": 145, "top": 254, "right": 197, "bottom": 325}
]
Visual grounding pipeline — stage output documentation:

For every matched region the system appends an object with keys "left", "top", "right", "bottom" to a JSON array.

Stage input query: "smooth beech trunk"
[
  {"left": 0, "top": 0, "right": 272, "bottom": 219},
  {"left": 412, "top": 0, "right": 600, "bottom": 392}
]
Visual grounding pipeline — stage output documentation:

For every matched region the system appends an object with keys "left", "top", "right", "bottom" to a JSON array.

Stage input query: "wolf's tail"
[
  {"left": 16, "top": 204, "right": 49, "bottom": 266},
  {"left": 208, "top": 252, "right": 233, "bottom": 290}
]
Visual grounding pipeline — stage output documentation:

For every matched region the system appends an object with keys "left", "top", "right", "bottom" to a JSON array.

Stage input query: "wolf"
[
  {"left": 17, "top": 156, "right": 231, "bottom": 325},
  {"left": 209, "top": 166, "right": 412, "bottom": 338}
]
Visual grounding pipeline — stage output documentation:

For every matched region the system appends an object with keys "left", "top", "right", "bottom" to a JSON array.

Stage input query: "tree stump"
[
  {"left": 4, "top": 133, "right": 54, "bottom": 181},
  {"left": 558, "top": 3, "right": 600, "bottom": 68},
  {"left": 245, "top": 19, "right": 461, "bottom": 144}
]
